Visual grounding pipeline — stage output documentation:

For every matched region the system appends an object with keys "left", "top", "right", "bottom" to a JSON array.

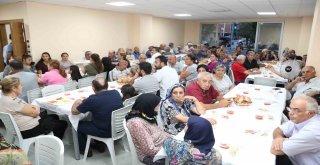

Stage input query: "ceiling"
[{"left": 0, "top": 0, "right": 317, "bottom": 20}]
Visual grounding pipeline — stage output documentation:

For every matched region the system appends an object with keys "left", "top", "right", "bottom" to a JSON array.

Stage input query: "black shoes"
[
  {"left": 80, "top": 149, "right": 93, "bottom": 157},
  {"left": 91, "top": 141, "right": 106, "bottom": 153}
]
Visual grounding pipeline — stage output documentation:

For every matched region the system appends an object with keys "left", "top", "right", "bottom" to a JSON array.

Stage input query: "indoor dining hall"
[{"left": 1, "top": 0, "right": 320, "bottom": 165}]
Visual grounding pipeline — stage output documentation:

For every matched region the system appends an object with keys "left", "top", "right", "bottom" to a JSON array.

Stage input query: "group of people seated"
[{"left": 0, "top": 41, "right": 319, "bottom": 165}]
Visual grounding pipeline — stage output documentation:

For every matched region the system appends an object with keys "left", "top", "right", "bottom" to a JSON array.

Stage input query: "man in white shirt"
[
  {"left": 110, "top": 60, "right": 130, "bottom": 80},
  {"left": 286, "top": 66, "right": 320, "bottom": 99},
  {"left": 168, "top": 55, "right": 183, "bottom": 75},
  {"left": 154, "top": 55, "right": 179, "bottom": 98},
  {"left": 271, "top": 95, "right": 320, "bottom": 165}
]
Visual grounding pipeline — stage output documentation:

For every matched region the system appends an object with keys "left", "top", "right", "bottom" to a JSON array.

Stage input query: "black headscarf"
[{"left": 125, "top": 93, "right": 161, "bottom": 124}]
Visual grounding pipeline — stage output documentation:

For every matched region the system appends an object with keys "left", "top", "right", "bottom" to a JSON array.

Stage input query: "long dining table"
[
  {"left": 155, "top": 83, "right": 287, "bottom": 165},
  {"left": 245, "top": 64, "right": 288, "bottom": 85},
  {"left": 32, "top": 81, "right": 123, "bottom": 160}
]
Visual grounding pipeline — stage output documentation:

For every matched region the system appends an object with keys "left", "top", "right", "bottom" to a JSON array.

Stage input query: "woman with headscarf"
[
  {"left": 125, "top": 93, "right": 171, "bottom": 165},
  {"left": 160, "top": 84, "right": 209, "bottom": 135},
  {"left": 164, "top": 116, "right": 222, "bottom": 165}
]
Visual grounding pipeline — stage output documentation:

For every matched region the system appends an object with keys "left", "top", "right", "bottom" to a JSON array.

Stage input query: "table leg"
[{"left": 72, "top": 127, "right": 80, "bottom": 160}]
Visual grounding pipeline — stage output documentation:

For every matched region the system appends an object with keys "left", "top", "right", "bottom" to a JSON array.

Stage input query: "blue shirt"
[
  {"left": 133, "top": 52, "right": 140, "bottom": 59},
  {"left": 77, "top": 90, "right": 123, "bottom": 132}
]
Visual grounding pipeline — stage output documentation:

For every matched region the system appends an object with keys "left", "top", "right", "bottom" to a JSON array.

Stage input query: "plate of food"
[
  {"left": 234, "top": 95, "right": 252, "bottom": 106},
  {"left": 117, "top": 77, "right": 131, "bottom": 84}
]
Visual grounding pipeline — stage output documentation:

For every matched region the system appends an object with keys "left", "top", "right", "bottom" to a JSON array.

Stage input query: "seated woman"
[
  {"left": 121, "top": 84, "right": 138, "bottom": 102},
  {"left": 160, "top": 84, "right": 213, "bottom": 135},
  {"left": 180, "top": 54, "right": 198, "bottom": 82},
  {"left": 38, "top": 60, "right": 68, "bottom": 86},
  {"left": 197, "top": 64, "right": 209, "bottom": 73},
  {"left": 164, "top": 116, "right": 222, "bottom": 165},
  {"left": 0, "top": 133, "right": 31, "bottom": 165},
  {"left": 68, "top": 65, "right": 82, "bottom": 82},
  {"left": 84, "top": 53, "right": 104, "bottom": 76},
  {"left": 0, "top": 77, "right": 67, "bottom": 139},
  {"left": 126, "top": 93, "right": 171, "bottom": 165},
  {"left": 60, "top": 52, "right": 73, "bottom": 69},
  {"left": 208, "top": 53, "right": 218, "bottom": 73},
  {"left": 35, "top": 52, "right": 51, "bottom": 74},
  {"left": 212, "top": 65, "right": 234, "bottom": 95},
  {"left": 22, "top": 54, "right": 36, "bottom": 73}
]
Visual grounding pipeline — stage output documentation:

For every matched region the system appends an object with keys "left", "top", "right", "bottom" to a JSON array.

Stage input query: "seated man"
[
  {"left": 7, "top": 60, "right": 39, "bottom": 102},
  {"left": 168, "top": 54, "right": 183, "bottom": 74},
  {"left": 270, "top": 96, "right": 320, "bottom": 165},
  {"left": 71, "top": 77, "right": 123, "bottom": 156},
  {"left": 138, "top": 54, "right": 147, "bottom": 63},
  {"left": 110, "top": 60, "right": 130, "bottom": 80},
  {"left": 130, "top": 62, "right": 159, "bottom": 94},
  {"left": 231, "top": 55, "right": 260, "bottom": 84},
  {"left": 286, "top": 66, "right": 320, "bottom": 99},
  {"left": 185, "top": 72, "right": 231, "bottom": 110},
  {"left": 243, "top": 51, "right": 259, "bottom": 70}
]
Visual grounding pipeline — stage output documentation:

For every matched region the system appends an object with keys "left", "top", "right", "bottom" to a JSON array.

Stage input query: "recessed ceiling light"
[
  {"left": 257, "top": 12, "right": 276, "bottom": 15},
  {"left": 105, "top": 2, "right": 135, "bottom": 7},
  {"left": 174, "top": 14, "right": 192, "bottom": 17}
]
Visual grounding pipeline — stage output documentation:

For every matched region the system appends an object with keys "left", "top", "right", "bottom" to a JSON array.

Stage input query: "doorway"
[{"left": 0, "top": 19, "right": 27, "bottom": 71}]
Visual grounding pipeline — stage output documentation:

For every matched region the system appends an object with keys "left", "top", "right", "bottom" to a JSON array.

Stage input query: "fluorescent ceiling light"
[
  {"left": 174, "top": 14, "right": 192, "bottom": 17},
  {"left": 257, "top": 12, "right": 276, "bottom": 15},
  {"left": 105, "top": 2, "right": 135, "bottom": 6}
]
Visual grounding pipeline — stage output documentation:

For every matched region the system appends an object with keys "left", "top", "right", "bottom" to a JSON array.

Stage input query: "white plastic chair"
[
  {"left": 83, "top": 104, "right": 134, "bottom": 164},
  {"left": 78, "top": 76, "right": 96, "bottom": 88},
  {"left": 27, "top": 87, "right": 42, "bottom": 103},
  {"left": 156, "top": 112, "right": 164, "bottom": 131},
  {"left": 35, "top": 135, "right": 64, "bottom": 165},
  {"left": 254, "top": 77, "right": 277, "bottom": 87},
  {"left": 0, "top": 112, "right": 36, "bottom": 154},
  {"left": 41, "top": 85, "right": 65, "bottom": 97},
  {"left": 96, "top": 72, "right": 107, "bottom": 79},
  {"left": 227, "top": 68, "right": 235, "bottom": 84},
  {"left": 63, "top": 80, "right": 78, "bottom": 91},
  {"left": 108, "top": 70, "right": 114, "bottom": 82},
  {"left": 124, "top": 94, "right": 140, "bottom": 107},
  {"left": 123, "top": 120, "right": 144, "bottom": 165}
]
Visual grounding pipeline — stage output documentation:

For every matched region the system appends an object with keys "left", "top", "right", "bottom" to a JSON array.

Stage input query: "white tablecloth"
[
  {"left": 245, "top": 67, "right": 288, "bottom": 84},
  {"left": 155, "top": 83, "right": 286, "bottom": 165},
  {"left": 32, "top": 81, "right": 122, "bottom": 130}
]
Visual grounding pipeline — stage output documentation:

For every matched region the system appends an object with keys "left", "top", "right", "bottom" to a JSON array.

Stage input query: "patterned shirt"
[{"left": 160, "top": 99, "right": 195, "bottom": 135}]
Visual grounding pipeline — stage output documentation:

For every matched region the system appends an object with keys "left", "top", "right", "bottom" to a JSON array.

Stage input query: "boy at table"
[
  {"left": 271, "top": 96, "right": 320, "bottom": 165},
  {"left": 71, "top": 77, "right": 123, "bottom": 157}
]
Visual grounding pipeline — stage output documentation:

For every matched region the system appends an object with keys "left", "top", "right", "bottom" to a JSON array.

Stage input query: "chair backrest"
[
  {"left": 35, "top": 135, "right": 64, "bottom": 165},
  {"left": 227, "top": 68, "right": 235, "bottom": 84},
  {"left": 186, "top": 78, "right": 197, "bottom": 87},
  {"left": 156, "top": 112, "right": 164, "bottom": 130},
  {"left": 96, "top": 72, "right": 107, "bottom": 79},
  {"left": 111, "top": 104, "right": 133, "bottom": 140},
  {"left": 63, "top": 80, "right": 78, "bottom": 91},
  {"left": 78, "top": 76, "right": 96, "bottom": 88},
  {"left": 0, "top": 112, "right": 24, "bottom": 147},
  {"left": 27, "top": 87, "right": 42, "bottom": 103},
  {"left": 254, "top": 77, "right": 277, "bottom": 87},
  {"left": 41, "top": 85, "right": 65, "bottom": 97},
  {"left": 123, "top": 120, "right": 141, "bottom": 165},
  {"left": 108, "top": 70, "right": 114, "bottom": 82},
  {"left": 124, "top": 94, "right": 140, "bottom": 107}
]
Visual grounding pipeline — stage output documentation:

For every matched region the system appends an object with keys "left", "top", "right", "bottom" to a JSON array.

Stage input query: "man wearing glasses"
[{"left": 271, "top": 95, "right": 320, "bottom": 165}]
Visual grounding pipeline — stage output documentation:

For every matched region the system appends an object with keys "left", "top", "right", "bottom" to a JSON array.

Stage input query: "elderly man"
[
  {"left": 271, "top": 96, "right": 320, "bottom": 165},
  {"left": 110, "top": 60, "right": 130, "bottom": 80},
  {"left": 138, "top": 54, "right": 147, "bottom": 63},
  {"left": 154, "top": 55, "right": 179, "bottom": 98},
  {"left": 185, "top": 72, "right": 231, "bottom": 110},
  {"left": 72, "top": 77, "right": 123, "bottom": 156},
  {"left": 132, "top": 46, "right": 140, "bottom": 59},
  {"left": 286, "top": 66, "right": 320, "bottom": 99},
  {"left": 243, "top": 51, "right": 260, "bottom": 70},
  {"left": 168, "top": 55, "right": 183, "bottom": 74},
  {"left": 108, "top": 50, "right": 117, "bottom": 63},
  {"left": 231, "top": 55, "right": 261, "bottom": 85}
]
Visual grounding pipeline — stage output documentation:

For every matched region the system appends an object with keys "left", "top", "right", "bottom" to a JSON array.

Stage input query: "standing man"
[
  {"left": 271, "top": 96, "right": 320, "bottom": 165},
  {"left": 71, "top": 77, "right": 123, "bottom": 156},
  {"left": 2, "top": 34, "right": 13, "bottom": 65},
  {"left": 154, "top": 56, "right": 179, "bottom": 98}
]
